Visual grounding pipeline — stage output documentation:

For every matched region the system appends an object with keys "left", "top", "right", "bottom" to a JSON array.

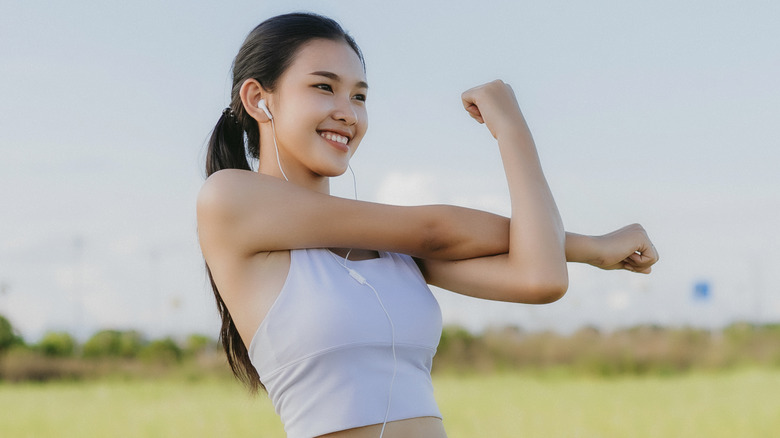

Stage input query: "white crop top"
[{"left": 248, "top": 248, "right": 443, "bottom": 438}]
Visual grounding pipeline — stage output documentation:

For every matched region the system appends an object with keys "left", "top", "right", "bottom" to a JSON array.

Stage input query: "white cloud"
[
  {"left": 607, "top": 291, "right": 630, "bottom": 311},
  {"left": 109, "top": 234, "right": 145, "bottom": 257},
  {"left": 376, "top": 172, "right": 443, "bottom": 206}
]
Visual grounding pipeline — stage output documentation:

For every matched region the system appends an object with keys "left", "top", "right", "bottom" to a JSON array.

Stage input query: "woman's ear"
[{"left": 240, "top": 79, "right": 272, "bottom": 122}]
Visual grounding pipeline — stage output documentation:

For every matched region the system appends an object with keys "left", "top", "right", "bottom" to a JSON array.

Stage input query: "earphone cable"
[
  {"left": 326, "top": 251, "right": 397, "bottom": 438},
  {"left": 348, "top": 163, "right": 358, "bottom": 200},
  {"left": 271, "top": 118, "right": 289, "bottom": 182},
  {"left": 342, "top": 164, "right": 358, "bottom": 268}
]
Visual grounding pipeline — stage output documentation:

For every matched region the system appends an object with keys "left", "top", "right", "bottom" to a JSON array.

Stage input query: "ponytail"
[
  {"left": 203, "top": 107, "right": 263, "bottom": 393},
  {"left": 207, "top": 264, "right": 263, "bottom": 393},
  {"left": 205, "top": 108, "right": 251, "bottom": 177}
]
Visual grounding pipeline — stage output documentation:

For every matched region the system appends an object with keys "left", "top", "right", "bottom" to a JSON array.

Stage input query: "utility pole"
[
  {"left": 752, "top": 259, "right": 763, "bottom": 326},
  {"left": 73, "top": 236, "right": 86, "bottom": 339},
  {"left": 0, "top": 281, "right": 10, "bottom": 312}
]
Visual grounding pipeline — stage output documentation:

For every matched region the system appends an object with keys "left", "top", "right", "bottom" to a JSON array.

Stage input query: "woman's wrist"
[{"left": 564, "top": 232, "right": 599, "bottom": 264}]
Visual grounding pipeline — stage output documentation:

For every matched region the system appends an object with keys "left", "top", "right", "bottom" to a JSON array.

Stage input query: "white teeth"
[{"left": 320, "top": 132, "right": 348, "bottom": 145}]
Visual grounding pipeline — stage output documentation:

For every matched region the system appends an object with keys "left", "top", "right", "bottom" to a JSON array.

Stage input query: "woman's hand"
[
  {"left": 461, "top": 80, "right": 525, "bottom": 139},
  {"left": 586, "top": 224, "right": 659, "bottom": 274}
]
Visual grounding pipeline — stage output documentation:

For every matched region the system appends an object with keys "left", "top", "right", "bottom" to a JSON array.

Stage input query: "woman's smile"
[{"left": 319, "top": 130, "right": 351, "bottom": 152}]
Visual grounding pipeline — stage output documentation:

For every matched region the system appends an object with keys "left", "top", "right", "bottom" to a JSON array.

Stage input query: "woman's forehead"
[{"left": 286, "top": 39, "right": 366, "bottom": 85}]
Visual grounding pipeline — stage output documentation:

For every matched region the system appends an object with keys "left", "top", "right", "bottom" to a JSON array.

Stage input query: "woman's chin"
[{"left": 314, "top": 162, "right": 350, "bottom": 178}]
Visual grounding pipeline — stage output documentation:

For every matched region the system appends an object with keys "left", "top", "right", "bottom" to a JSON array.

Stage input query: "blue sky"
[{"left": 1, "top": 1, "right": 778, "bottom": 340}]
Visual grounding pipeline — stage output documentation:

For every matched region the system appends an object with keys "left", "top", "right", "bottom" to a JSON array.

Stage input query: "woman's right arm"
[{"left": 196, "top": 169, "right": 511, "bottom": 261}]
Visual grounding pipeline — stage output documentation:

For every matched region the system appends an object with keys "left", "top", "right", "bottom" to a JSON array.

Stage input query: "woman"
[{"left": 197, "top": 12, "right": 658, "bottom": 438}]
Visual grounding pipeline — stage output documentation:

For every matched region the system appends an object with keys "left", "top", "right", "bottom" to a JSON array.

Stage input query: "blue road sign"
[{"left": 693, "top": 281, "right": 711, "bottom": 301}]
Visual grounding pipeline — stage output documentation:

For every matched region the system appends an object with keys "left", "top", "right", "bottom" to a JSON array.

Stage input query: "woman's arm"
[
  {"left": 197, "top": 169, "right": 656, "bottom": 270},
  {"left": 417, "top": 81, "right": 658, "bottom": 304},
  {"left": 196, "top": 169, "right": 514, "bottom": 263},
  {"left": 435, "top": 80, "right": 569, "bottom": 303}
]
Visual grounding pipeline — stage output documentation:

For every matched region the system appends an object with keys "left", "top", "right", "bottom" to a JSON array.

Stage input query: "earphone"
[{"left": 258, "top": 98, "right": 273, "bottom": 120}]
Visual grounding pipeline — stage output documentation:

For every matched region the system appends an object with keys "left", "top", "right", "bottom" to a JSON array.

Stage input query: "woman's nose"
[{"left": 332, "top": 98, "right": 358, "bottom": 125}]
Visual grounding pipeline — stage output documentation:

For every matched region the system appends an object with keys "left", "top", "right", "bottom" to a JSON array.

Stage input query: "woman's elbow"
[
  {"left": 519, "top": 258, "right": 569, "bottom": 303},
  {"left": 529, "top": 281, "right": 569, "bottom": 304},
  {"left": 507, "top": 274, "right": 569, "bottom": 304}
]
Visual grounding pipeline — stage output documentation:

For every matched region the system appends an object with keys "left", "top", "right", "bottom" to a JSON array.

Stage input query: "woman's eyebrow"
[{"left": 309, "top": 71, "right": 369, "bottom": 89}]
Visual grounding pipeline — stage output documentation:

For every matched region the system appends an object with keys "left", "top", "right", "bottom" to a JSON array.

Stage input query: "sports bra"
[{"left": 248, "top": 248, "right": 443, "bottom": 438}]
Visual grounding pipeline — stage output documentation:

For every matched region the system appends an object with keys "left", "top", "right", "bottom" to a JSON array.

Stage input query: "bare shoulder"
[
  {"left": 197, "top": 169, "right": 242, "bottom": 222},
  {"left": 198, "top": 169, "right": 275, "bottom": 218},
  {"left": 196, "top": 169, "right": 287, "bottom": 238},
  {"left": 197, "top": 169, "right": 277, "bottom": 258}
]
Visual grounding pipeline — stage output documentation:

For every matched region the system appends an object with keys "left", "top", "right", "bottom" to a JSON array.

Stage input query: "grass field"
[{"left": 2, "top": 369, "right": 779, "bottom": 437}]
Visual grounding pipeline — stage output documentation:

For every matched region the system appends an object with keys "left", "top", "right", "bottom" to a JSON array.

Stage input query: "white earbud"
[
  {"left": 260, "top": 98, "right": 286, "bottom": 181},
  {"left": 258, "top": 99, "right": 273, "bottom": 120}
]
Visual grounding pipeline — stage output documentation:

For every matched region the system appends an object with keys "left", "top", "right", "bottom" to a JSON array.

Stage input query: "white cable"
[
  {"left": 348, "top": 163, "right": 358, "bottom": 200},
  {"left": 326, "top": 251, "right": 397, "bottom": 438},
  {"left": 271, "top": 118, "right": 289, "bottom": 182},
  {"left": 332, "top": 138, "right": 393, "bottom": 438},
  {"left": 371, "top": 279, "right": 396, "bottom": 438},
  {"left": 342, "top": 164, "right": 357, "bottom": 269}
]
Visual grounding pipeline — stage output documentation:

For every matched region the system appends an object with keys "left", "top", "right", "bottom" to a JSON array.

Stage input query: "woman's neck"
[
  {"left": 256, "top": 127, "right": 331, "bottom": 194},
  {"left": 257, "top": 166, "right": 330, "bottom": 195}
]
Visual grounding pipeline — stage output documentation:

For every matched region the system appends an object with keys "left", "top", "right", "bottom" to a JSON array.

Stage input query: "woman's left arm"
[{"left": 416, "top": 223, "right": 659, "bottom": 303}]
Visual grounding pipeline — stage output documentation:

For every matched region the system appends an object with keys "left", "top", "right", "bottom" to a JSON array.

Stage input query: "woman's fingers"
[
  {"left": 461, "top": 80, "right": 516, "bottom": 126},
  {"left": 623, "top": 248, "right": 655, "bottom": 274},
  {"left": 632, "top": 238, "right": 659, "bottom": 268},
  {"left": 464, "top": 103, "right": 484, "bottom": 123},
  {"left": 461, "top": 87, "right": 485, "bottom": 123},
  {"left": 623, "top": 260, "right": 652, "bottom": 274},
  {"left": 593, "top": 223, "right": 659, "bottom": 275},
  {"left": 624, "top": 254, "right": 653, "bottom": 274}
]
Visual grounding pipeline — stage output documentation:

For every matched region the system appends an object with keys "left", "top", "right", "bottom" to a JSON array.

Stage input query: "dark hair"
[{"left": 204, "top": 13, "right": 363, "bottom": 393}]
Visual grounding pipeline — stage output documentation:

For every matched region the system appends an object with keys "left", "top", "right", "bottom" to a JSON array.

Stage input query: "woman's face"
[{"left": 268, "top": 38, "right": 368, "bottom": 178}]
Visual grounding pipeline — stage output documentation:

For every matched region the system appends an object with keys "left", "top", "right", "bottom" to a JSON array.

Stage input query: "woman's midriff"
[{"left": 317, "top": 417, "right": 447, "bottom": 438}]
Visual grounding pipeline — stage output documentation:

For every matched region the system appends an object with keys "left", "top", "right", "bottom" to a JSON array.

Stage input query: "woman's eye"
[
  {"left": 314, "top": 84, "right": 333, "bottom": 92},
  {"left": 353, "top": 94, "right": 367, "bottom": 102}
]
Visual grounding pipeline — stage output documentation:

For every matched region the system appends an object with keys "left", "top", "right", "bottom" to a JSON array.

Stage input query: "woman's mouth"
[{"left": 319, "top": 131, "right": 350, "bottom": 152}]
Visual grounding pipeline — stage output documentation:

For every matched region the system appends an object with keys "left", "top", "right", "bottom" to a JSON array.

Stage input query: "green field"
[{"left": 2, "top": 370, "right": 779, "bottom": 437}]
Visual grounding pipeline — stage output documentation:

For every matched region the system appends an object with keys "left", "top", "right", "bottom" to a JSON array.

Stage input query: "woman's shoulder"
[
  {"left": 197, "top": 169, "right": 280, "bottom": 220},
  {"left": 197, "top": 170, "right": 268, "bottom": 249},
  {"left": 200, "top": 168, "right": 269, "bottom": 200},
  {"left": 197, "top": 169, "right": 302, "bottom": 258}
]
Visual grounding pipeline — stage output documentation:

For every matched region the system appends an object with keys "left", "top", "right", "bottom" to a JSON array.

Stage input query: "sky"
[{"left": 1, "top": 0, "right": 779, "bottom": 341}]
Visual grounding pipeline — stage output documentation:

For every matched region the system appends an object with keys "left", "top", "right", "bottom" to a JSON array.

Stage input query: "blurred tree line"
[
  {"left": 2, "top": 314, "right": 780, "bottom": 383},
  {"left": 0, "top": 314, "right": 221, "bottom": 382},
  {"left": 434, "top": 323, "right": 780, "bottom": 375},
  {"left": 0, "top": 315, "right": 215, "bottom": 360}
]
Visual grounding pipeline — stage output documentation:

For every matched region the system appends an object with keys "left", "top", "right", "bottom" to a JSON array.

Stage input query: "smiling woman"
[
  {"left": 249, "top": 38, "right": 369, "bottom": 183},
  {"left": 196, "top": 11, "right": 658, "bottom": 438}
]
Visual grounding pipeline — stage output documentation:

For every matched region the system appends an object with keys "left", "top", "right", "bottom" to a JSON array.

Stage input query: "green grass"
[
  {"left": 436, "top": 369, "right": 780, "bottom": 437},
  {"left": 0, "top": 377, "right": 285, "bottom": 437},
  {"left": 2, "top": 370, "right": 779, "bottom": 437}
]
